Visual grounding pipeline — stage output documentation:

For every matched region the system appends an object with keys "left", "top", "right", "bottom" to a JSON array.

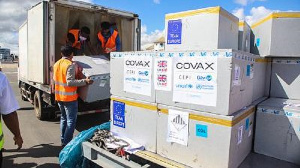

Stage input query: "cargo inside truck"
[
  {"left": 54, "top": 2, "right": 138, "bottom": 61},
  {"left": 18, "top": 0, "right": 140, "bottom": 120}
]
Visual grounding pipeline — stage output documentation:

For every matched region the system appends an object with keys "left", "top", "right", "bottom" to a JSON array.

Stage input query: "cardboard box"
[
  {"left": 251, "top": 12, "right": 300, "bottom": 57},
  {"left": 238, "top": 21, "right": 251, "bottom": 53},
  {"left": 165, "top": 6, "right": 238, "bottom": 51},
  {"left": 270, "top": 58, "right": 300, "bottom": 99},
  {"left": 110, "top": 52, "right": 156, "bottom": 103},
  {"left": 73, "top": 55, "right": 110, "bottom": 103},
  {"left": 254, "top": 98, "right": 300, "bottom": 165},
  {"left": 110, "top": 95, "right": 158, "bottom": 153},
  {"left": 155, "top": 50, "right": 259, "bottom": 115},
  {"left": 157, "top": 104, "right": 255, "bottom": 168}
]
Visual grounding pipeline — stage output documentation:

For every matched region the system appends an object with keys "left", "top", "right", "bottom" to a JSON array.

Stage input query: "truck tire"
[{"left": 34, "top": 91, "right": 48, "bottom": 120}]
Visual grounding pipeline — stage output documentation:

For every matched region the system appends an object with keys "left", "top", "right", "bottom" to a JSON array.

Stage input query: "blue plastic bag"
[{"left": 59, "top": 122, "right": 110, "bottom": 168}]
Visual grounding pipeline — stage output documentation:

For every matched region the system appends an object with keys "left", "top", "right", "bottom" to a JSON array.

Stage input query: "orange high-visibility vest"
[
  {"left": 53, "top": 58, "right": 78, "bottom": 102},
  {"left": 97, "top": 30, "right": 118, "bottom": 53},
  {"left": 68, "top": 29, "right": 81, "bottom": 49}
]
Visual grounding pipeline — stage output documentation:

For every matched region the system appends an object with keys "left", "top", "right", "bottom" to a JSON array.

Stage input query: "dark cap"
[
  {"left": 101, "top": 22, "right": 110, "bottom": 30},
  {"left": 61, "top": 45, "right": 74, "bottom": 57}
]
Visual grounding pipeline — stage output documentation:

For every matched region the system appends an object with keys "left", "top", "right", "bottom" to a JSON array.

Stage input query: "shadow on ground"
[{"left": 3, "top": 143, "right": 61, "bottom": 168}]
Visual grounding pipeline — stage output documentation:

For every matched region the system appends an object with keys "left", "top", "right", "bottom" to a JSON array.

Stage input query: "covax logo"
[
  {"left": 176, "top": 62, "right": 215, "bottom": 70},
  {"left": 125, "top": 60, "right": 150, "bottom": 67}
]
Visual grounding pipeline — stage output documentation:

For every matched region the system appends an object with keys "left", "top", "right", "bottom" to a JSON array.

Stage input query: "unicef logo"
[{"left": 206, "top": 75, "right": 212, "bottom": 81}]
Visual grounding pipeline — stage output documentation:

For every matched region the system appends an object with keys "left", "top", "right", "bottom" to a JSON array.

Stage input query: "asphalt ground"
[{"left": 1, "top": 65, "right": 109, "bottom": 168}]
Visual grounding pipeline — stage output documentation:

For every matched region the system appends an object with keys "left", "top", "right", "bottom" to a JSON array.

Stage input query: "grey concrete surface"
[
  {"left": 1, "top": 65, "right": 109, "bottom": 168},
  {"left": 1, "top": 65, "right": 299, "bottom": 168}
]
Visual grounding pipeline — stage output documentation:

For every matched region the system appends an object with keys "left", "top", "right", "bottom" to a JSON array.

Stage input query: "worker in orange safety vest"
[
  {"left": 53, "top": 45, "right": 93, "bottom": 146},
  {"left": 97, "top": 22, "right": 121, "bottom": 59},
  {"left": 67, "top": 26, "right": 96, "bottom": 56}
]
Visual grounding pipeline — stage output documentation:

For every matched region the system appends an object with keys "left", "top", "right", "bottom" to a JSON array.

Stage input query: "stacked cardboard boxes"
[
  {"left": 110, "top": 52, "right": 158, "bottom": 153},
  {"left": 252, "top": 12, "right": 300, "bottom": 165},
  {"left": 109, "top": 7, "right": 271, "bottom": 168}
]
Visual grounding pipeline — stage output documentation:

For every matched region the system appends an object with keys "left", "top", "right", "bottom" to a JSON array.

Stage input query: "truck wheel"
[{"left": 34, "top": 91, "right": 48, "bottom": 120}]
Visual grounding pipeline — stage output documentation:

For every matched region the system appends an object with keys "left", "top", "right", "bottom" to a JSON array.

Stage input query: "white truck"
[{"left": 18, "top": 0, "right": 141, "bottom": 120}]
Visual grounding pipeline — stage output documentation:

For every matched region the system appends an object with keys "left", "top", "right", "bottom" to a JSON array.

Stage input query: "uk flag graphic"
[
  {"left": 158, "top": 61, "right": 167, "bottom": 67},
  {"left": 158, "top": 75, "right": 167, "bottom": 82}
]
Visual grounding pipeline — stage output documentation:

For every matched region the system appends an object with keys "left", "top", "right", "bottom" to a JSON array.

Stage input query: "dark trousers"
[{"left": 0, "top": 149, "right": 2, "bottom": 168}]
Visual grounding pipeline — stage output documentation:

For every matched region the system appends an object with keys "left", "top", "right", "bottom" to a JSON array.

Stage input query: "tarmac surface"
[{"left": 1, "top": 64, "right": 299, "bottom": 168}]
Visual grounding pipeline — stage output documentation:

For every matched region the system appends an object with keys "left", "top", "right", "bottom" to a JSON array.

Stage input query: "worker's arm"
[
  {"left": 66, "top": 64, "right": 93, "bottom": 87},
  {"left": 96, "top": 41, "right": 105, "bottom": 55},
  {"left": 116, "top": 34, "right": 121, "bottom": 51},
  {"left": 87, "top": 41, "right": 97, "bottom": 55},
  {"left": 2, "top": 112, "right": 23, "bottom": 150},
  {"left": 0, "top": 73, "right": 23, "bottom": 149}
]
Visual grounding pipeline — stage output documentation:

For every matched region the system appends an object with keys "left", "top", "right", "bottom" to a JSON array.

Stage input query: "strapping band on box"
[
  {"left": 255, "top": 58, "right": 271, "bottom": 63},
  {"left": 111, "top": 97, "right": 255, "bottom": 127},
  {"left": 251, "top": 12, "right": 300, "bottom": 29},
  {"left": 111, "top": 97, "right": 158, "bottom": 111},
  {"left": 159, "top": 107, "right": 255, "bottom": 127}
]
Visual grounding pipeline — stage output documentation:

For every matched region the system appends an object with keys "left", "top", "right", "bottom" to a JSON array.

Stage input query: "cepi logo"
[
  {"left": 197, "top": 75, "right": 213, "bottom": 81},
  {"left": 138, "top": 71, "right": 149, "bottom": 76}
]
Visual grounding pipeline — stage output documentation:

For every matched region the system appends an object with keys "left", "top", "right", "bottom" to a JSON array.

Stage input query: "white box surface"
[
  {"left": 238, "top": 21, "right": 251, "bottom": 53},
  {"left": 254, "top": 98, "right": 300, "bottom": 165},
  {"left": 270, "top": 58, "right": 300, "bottom": 99},
  {"left": 251, "top": 12, "right": 300, "bottom": 57},
  {"left": 110, "top": 95, "right": 158, "bottom": 152},
  {"left": 157, "top": 104, "right": 255, "bottom": 168},
  {"left": 73, "top": 56, "right": 110, "bottom": 103},
  {"left": 110, "top": 52, "right": 156, "bottom": 103},
  {"left": 165, "top": 6, "right": 238, "bottom": 51},
  {"left": 155, "top": 50, "right": 259, "bottom": 116}
]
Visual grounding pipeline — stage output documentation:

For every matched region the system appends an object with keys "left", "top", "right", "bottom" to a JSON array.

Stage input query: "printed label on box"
[
  {"left": 99, "top": 80, "right": 107, "bottom": 87},
  {"left": 124, "top": 53, "right": 152, "bottom": 96},
  {"left": 237, "top": 125, "right": 243, "bottom": 145},
  {"left": 233, "top": 64, "right": 241, "bottom": 86},
  {"left": 167, "top": 109, "right": 189, "bottom": 146},
  {"left": 167, "top": 20, "right": 182, "bottom": 44},
  {"left": 173, "top": 56, "right": 217, "bottom": 107},
  {"left": 154, "top": 57, "right": 172, "bottom": 91},
  {"left": 245, "top": 118, "right": 249, "bottom": 130},
  {"left": 246, "top": 64, "right": 254, "bottom": 79},
  {"left": 256, "top": 38, "right": 260, "bottom": 47},
  {"left": 196, "top": 124, "right": 208, "bottom": 138},
  {"left": 113, "top": 101, "right": 125, "bottom": 128},
  {"left": 248, "top": 129, "right": 252, "bottom": 137}
]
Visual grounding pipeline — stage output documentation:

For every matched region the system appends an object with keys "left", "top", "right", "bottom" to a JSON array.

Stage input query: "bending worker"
[
  {"left": 53, "top": 45, "right": 93, "bottom": 146},
  {"left": 68, "top": 26, "right": 96, "bottom": 55},
  {"left": 97, "top": 21, "right": 121, "bottom": 57}
]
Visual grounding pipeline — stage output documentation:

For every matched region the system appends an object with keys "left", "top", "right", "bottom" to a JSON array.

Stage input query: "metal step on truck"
[{"left": 18, "top": 0, "right": 141, "bottom": 120}]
